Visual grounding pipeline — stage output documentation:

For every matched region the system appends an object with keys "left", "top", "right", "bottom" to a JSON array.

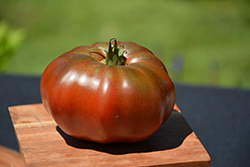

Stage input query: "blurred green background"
[{"left": 0, "top": 0, "right": 250, "bottom": 88}]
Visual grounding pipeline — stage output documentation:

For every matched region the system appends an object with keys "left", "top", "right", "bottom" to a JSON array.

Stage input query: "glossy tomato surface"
[{"left": 40, "top": 40, "right": 175, "bottom": 143}]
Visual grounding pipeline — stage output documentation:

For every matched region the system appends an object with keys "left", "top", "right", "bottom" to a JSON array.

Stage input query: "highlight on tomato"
[{"left": 40, "top": 38, "right": 176, "bottom": 143}]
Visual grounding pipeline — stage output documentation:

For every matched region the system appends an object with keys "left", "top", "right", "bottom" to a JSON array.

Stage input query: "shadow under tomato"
[{"left": 56, "top": 111, "right": 192, "bottom": 155}]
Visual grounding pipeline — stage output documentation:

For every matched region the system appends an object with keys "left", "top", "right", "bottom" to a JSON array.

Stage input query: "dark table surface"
[{"left": 0, "top": 74, "right": 250, "bottom": 167}]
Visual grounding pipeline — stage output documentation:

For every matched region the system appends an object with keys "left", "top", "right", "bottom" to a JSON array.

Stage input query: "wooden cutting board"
[{"left": 9, "top": 104, "right": 210, "bottom": 167}]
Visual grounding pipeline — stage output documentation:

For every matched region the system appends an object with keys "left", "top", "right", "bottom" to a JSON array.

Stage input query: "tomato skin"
[{"left": 40, "top": 41, "right": 175, "bottom": 143}]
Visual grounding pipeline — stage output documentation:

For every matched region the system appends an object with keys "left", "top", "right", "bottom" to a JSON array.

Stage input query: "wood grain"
[{"left": 9, "top": 104, "right": 210, "bottom": 167}]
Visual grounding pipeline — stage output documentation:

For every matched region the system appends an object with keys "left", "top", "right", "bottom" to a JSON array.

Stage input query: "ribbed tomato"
[{"left": 40, "top": 39, "right": 175, "bottom": 143}]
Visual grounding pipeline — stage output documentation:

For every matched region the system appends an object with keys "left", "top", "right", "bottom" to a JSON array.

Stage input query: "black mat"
[{"left": 1, "top": 74, "right": 250, "bottom": 167}]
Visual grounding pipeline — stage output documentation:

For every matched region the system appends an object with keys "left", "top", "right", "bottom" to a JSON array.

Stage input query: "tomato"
[{"left": 40, "top": 39, "right": 175, "bottom": 143}]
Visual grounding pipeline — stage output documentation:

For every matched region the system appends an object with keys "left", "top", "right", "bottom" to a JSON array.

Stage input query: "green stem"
[{"left": 105, "top": 38, "right": 124, "bottom": 65}]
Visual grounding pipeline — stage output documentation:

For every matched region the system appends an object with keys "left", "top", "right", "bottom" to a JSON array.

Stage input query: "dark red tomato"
[{"left": 40, "top": 39, "right": 175, "bottom": 143}]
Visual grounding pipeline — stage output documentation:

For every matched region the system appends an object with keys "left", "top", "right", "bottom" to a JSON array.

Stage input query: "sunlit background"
[{"left": 1, "top": 0, "right": 250, "bottom": 88}]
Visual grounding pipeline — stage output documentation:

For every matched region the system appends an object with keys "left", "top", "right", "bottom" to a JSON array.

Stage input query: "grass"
[{"left": 1, "top": 0, "right": 250, "bottom": 88}]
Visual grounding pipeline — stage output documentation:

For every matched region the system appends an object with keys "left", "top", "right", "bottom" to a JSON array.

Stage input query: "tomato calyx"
[
  {"left": 89, "top": 38, "right": 125, "bottom": 66},
  {"left": 105, "top": 38, "right": 125, "bottom": 66}
]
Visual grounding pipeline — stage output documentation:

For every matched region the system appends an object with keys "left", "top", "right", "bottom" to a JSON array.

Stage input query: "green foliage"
[
  {"left": 0, "top": 0, "right": 250, "bottom": 88},
  {"left": 0, "top": 21, "right": 24, "bottom": 72}
]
